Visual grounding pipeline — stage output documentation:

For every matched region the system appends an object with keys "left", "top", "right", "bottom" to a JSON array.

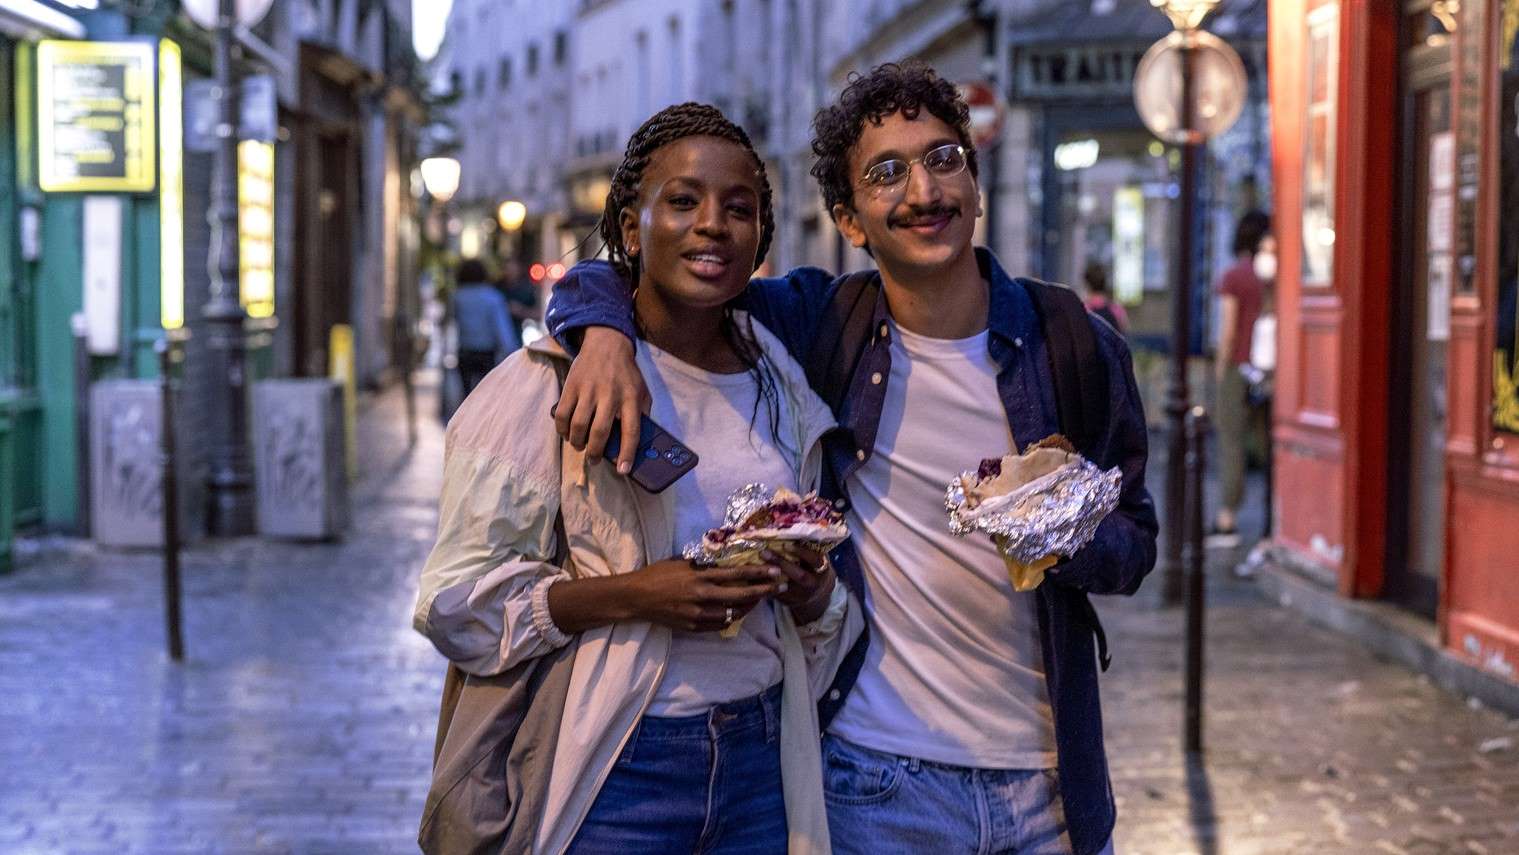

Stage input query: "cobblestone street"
[{"left": 2, "top": 379, "right": 1516, "bottom": 854}]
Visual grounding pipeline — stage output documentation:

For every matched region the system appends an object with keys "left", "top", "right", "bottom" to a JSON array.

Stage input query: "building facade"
[
  {"left": 1268, "top": 0, "right": 1519, "bottom": 690},
  {"left": 0, "top": 0, "right": 423, "bottom": 564}
]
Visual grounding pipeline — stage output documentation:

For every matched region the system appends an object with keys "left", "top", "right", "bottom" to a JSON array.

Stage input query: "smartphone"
[{"left": 601, "top": 414, "right": 699, "bottom": 494}]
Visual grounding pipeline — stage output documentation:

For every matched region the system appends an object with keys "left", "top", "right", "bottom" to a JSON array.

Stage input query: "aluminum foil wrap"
[
  {"left": 945, "top": 457, "right": 1122, "bottom": 566},
  {"left": 682, "top": 483, "right": 849, "bottom": 567}
]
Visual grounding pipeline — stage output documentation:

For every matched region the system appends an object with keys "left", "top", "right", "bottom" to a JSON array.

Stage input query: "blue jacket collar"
[{"left": 864, "top": 247, "right": 1038, "bottom": 348}]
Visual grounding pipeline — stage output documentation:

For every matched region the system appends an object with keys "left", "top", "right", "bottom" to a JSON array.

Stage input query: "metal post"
[
  {"left": 1183, "top": 404, "right": 1208, "bottom": 753},
  {"left": 205, "top": 0, "right": 254, "bottom": 535},
  {"left": 970, "top": 0, "right": 1000, "bottom": 252},
  {"left": 1261, "top": 395, "right": 1274, "bottom": 538},
  {"left": 158, "top": 339, "right": 185, "bottom": 662},
  {"left": 72, "top": 314, "right": 91, "bottom": 537},
  {"left": 1161, "top": 36, "right": 1199, "bottom": 606},
  {"left": 398, "top": 311, "right": 417, "bottom": 447}
]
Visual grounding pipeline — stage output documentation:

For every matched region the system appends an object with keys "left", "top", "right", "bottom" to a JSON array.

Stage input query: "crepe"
[
  {"left": 684, "top": 484, "right": 850, "bottom": 637},
  {"left": 945, "top": 434, "right": 1121, "bottom": 591}
]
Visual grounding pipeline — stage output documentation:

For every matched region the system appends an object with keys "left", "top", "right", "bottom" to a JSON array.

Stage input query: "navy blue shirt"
[{"left": 548, "top": 248, "right": 1157, "bottom": 855}]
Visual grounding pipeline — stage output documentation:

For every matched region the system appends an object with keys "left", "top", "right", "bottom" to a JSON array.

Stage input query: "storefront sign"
[
  {"left": 36, "top": 40, "right": 156, "bottom": 193},
  {"left": 1013, "top": 46, "right": 1149, "bottom": 101},
  {"left": 238, "top": 140, "right": 276, "bottom": 319},
  {"left": 82, "top": 196, "right": 123, "bottom": 354},
  {"left": 159, "top": 39, "right": 185, "bottom": 331},
  {"left": 1112, "top": 186, "right": 1144, "bottom": 304}
]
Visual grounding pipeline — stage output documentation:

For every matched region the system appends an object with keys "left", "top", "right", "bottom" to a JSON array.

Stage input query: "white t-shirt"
[
  {"left": 828, "top": 322, "right": 1057, "bottom": 769},
  {"left": 637, "top": 340, "right": 793, "bottom": 717}
]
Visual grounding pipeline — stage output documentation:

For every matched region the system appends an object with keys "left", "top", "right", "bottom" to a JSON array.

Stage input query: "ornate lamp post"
[
  {"left": 204, "top": 0, "right": 254, "bottom": 535},
  {"left": 1137, "top": 0, "right": 1247, "bottom": 755}
]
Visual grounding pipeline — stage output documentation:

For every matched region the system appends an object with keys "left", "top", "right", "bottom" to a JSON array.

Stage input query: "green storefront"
[{"left": 0, "top": 2, "right": 219, "bottom": 569}]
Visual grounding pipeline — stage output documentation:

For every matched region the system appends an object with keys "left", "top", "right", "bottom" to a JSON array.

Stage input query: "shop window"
[
  {"left": 1301, "top": 4, "right": 1339, "bottom": 286},
  {"left": 1496, "top": 4, "right": 1519, "bottom": 433}
]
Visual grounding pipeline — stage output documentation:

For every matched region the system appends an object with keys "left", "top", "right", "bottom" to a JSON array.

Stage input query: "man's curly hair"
[
  {"left": 599, "top": 102, "right": 774, "bottom": 285},
  {"left": 810, "top": 62, "right": 979, "bottom": 213}
]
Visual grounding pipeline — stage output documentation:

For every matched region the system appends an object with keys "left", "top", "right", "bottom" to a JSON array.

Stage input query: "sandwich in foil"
[
  {"left": 945, "top": 435, "right": 1122, "bottom": 592},
  {"left": 684, "top": 483, "right": 850, "bottom": 637}
]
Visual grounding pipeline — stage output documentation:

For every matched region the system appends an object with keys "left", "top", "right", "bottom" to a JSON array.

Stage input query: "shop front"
[
  {"left": 1270, "top": 0, "right": 1519, "bottom": 690},
  {"left": 1005, "top": 1, "right": 1268, "bottom": 413}
]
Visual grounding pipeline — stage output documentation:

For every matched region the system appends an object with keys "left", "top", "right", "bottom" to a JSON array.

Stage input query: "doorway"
[{"left": 1385, "top": 4, "right": 1452, "bottom": 618}]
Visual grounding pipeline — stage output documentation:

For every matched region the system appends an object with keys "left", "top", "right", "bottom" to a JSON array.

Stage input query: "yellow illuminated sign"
[
  {"left": 238, "top": 140, "right": 275, "bottom": 319},
  {"left": 159, "top": 39, "right": 185, "bottom": 330},
  {"left": 37, "top": 40, "right": 157, "bottom": 193}
]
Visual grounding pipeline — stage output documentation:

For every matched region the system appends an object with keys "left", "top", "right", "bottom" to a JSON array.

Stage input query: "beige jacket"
[{"left": 414, "top": 320, "right": 861, "bottom": 854}]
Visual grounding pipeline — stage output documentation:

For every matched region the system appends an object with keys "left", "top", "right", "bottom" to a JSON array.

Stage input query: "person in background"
[
  {"left": 498, "top": 258, "right": 540, "bottom": 342},
  {"left": 452, "top": 258, "right": 520, "bottom": 396},
  {"left": 1210, "top": 210, "right": 1275, "bottom": 547},
  {"left": 1082, "top": 261, "right": 1128, "bottom": 335}
]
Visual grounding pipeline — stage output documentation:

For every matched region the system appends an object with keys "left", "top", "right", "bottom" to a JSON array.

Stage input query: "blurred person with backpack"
[{"left": 452, "top": 258, "right": 520, "bottom": 397}]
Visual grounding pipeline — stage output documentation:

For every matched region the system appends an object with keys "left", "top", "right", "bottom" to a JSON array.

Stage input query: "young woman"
[{"left": 414, "top": 103, "right": 858, "bottom": 854}]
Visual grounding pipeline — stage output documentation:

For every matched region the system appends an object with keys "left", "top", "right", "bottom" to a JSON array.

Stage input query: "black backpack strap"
[
  {"left": 1025, "top": 279, "right": 1114, "bottom": 672},
  {"left": 1024, "top": 279, "right": 1108, "bottom": 457},
  {"left": 803, "top": 271, "right": 881, "bottom": 411}
]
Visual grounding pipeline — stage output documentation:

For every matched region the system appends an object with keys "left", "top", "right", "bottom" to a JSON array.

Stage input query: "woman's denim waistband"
[{"left": 633, "top": 682, "right": 782, "bottom": 743}]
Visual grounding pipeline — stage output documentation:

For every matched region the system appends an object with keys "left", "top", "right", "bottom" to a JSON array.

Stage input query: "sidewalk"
[{"left": 1, "top": 377, "right": 1516, "bottom": 853}]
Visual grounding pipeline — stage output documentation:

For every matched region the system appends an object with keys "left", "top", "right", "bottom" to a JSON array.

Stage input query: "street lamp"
[
  {"left": 1149, "top": 0, "right": 1219, "bottom": 31},
  {"left": 419, "top": 157, "right": 461, "bottom": 203},
  {"left": 1137, "top": 0, "right": 1246, "bottom": 757},
  {"left": 496, "top": 200, "right": 527, "bottom": 232},
  {"left": 1135, "top": 0, "right": 1234, "bottom": 608}
]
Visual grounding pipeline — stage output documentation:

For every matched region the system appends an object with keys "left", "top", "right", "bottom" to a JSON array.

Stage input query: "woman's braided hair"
[
  {"left": 599, "top": 102, "right": 775, "bottom": 284},
  {"left": 596, "top": 102, "right": 788, "bottom": 449}
]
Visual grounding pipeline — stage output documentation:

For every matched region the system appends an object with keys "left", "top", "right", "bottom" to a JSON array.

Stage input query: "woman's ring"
[{"left": 724, "top": 607, "right": 735, "bottom": 625}]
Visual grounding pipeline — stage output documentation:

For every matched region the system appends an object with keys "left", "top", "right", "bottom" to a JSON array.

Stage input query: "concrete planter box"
[
  {"left": 252, "top": 379, "right": 349, "bottom": 540},
  {"left": 89, "top": 380, "right": 198, "bottom": 548}
]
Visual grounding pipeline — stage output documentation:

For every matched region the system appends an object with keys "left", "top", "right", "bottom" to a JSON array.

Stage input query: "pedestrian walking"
[
  {"left": 450, "top": 258, "right": 520, "bottom": 397},
  {"left": 1209, "top": 211, "right": 1274, "bottom": 547},
  {"left": 549, "top": 62, "right": 1153, "bottom": 855},
  {"left": 1082, "top": 261, "right": 1129, "bottom": 335},
  {"left": 414, "top": 104, "right": 855, "bottom": 855}
]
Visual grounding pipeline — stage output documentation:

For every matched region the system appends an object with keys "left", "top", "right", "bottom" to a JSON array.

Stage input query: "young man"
[{"left": 548, "top": 65, "right": 1155, "bottom": 855}]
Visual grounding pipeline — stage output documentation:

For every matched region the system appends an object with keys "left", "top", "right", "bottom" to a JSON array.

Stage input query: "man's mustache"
[{"left": 888, "top": 204, "right": 961, "bottom": 228}]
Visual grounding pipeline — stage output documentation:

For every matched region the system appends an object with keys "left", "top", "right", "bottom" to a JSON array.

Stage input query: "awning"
[{"left": 0, "top": 0, "right": 85, "bottom": 40}]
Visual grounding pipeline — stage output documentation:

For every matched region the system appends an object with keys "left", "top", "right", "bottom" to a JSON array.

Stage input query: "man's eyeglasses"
[{"left": 858, "top": 144, "right": 968, "bottom": 198}]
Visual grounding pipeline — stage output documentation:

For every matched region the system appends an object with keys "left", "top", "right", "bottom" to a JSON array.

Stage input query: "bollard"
[
  {"left": 158, "top": 338, "right": 185, "bottom": 662},
  {"left": 1183, "top": 404, "right": 1209, "bottom": 754},
  {"left": 72, "top": 314, "right": 91, "bottom": 538}
]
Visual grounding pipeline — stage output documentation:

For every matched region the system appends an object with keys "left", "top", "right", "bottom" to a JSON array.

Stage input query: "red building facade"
[{"left": 1270, "top": 0, "right": 1519, "bottom": 686}]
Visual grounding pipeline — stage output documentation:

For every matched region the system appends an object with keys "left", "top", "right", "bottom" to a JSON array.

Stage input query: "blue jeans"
[
  {"left": 822, "top": 734, "right": 1116, "bottom": 855},
  {"left": 567, "top": 684, "right": 787, "bottom": 854}
]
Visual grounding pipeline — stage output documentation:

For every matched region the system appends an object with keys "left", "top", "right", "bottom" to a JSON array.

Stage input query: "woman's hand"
[
  {"left": 549, "top": 559, "right": 783, "bottom": 634},
  {"left": 552, "top": 327, "right": 651, "bottom": 475},
  {"left": 764, "top": 547, "right": 837, "bottom": 625}
]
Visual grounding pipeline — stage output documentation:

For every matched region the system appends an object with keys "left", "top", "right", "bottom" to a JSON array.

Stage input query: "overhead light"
[
  {"left": 419, "top": 157, "right": 461, "bottom": 202},
  {"left": 1055, "top": 139, "right": 1101, "bottom": 171},
  {"left": 497, "top": 200, "right": 527, "bottom": 231}
]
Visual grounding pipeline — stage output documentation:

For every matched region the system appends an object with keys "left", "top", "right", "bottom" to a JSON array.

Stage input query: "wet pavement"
[{"left": 1, "top": 377, "right": 1515, "bottom": 854}]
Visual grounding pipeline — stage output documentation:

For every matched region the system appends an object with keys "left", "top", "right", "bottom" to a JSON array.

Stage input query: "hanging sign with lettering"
[{"left": 36, "top": 40, "right": 157, "bottom": 193}]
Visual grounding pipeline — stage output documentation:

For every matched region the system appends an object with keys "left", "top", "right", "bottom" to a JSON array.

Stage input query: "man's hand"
[{"left": 552, "top": 327, "right": 651, "bottom": 474}]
